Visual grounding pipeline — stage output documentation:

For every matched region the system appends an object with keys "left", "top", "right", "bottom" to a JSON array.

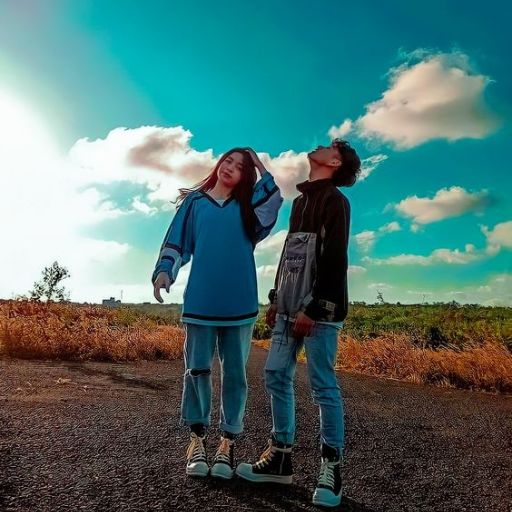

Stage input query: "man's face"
[{"left": 307, "top": 142, "right": 342, "bottom": 168}]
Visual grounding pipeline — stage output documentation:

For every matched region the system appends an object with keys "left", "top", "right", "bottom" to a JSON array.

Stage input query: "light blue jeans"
[
  {"left": 264, "top": 315, "right": 344, "bottom": 451},
  {"left": 181, "top": 322, "right": 254, "bottom": 435}
]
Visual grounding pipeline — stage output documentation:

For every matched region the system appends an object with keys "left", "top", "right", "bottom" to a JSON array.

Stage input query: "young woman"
[{"left": 152, "top": 147, "right": 282, "bottom": 480}]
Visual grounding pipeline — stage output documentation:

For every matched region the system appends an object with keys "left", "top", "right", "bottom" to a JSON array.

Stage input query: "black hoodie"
[{"left": 270, "top": 178, "right": 351, "bottom": 322}]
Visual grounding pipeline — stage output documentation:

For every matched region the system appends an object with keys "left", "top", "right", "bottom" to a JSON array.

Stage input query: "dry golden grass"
[
  {"left": 254, "top": 334, "right": 512, "bottom": 394},
  {"left": 3, "top": 301, "right": 512, "bottom": 393},
  {"left": 0, "top": 300, "right": 184, "bottom": 362},
  {"left": 338, "top": 334, "right": 512, "bottom": 393}
]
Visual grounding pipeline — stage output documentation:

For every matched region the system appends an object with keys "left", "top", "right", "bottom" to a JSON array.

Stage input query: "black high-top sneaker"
[
  {"left": 236, "top": 437, "right": 293, "bottom": 484},
  {"left": 210, "top": 436, "right": 235, "bottom": 479},
  {"left": 186, "top": 432, "right": 209, "bottom": 477},
  {"left": 312, "top": 444, "right": 342, "bottom": 507}
]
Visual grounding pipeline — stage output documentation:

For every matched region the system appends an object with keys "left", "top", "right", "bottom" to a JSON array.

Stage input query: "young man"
[{"left": 236, "top": 139, "right": 361, "bottom": 508}]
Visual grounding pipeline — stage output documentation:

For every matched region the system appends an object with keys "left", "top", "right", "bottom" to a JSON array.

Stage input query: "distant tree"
[
  {"left": 30, "top": 261, "right": 70, "bottom": 302},
  {"left": 376, "top": 290, "right": 385, "bottom": 305}
]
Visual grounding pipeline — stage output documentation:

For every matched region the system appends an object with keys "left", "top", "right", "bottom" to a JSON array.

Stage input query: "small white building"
[{"left": 102, "top": 297, "right": 121, "bottom": 307}]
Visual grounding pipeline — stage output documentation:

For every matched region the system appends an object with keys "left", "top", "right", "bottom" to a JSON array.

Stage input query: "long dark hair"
[{"left": 175, "top": 148, "right": 258, "bottom": 241}]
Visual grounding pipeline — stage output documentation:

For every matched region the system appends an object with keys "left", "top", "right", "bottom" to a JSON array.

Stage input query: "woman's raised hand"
[{"left": 244, "top": 147, "right": 267, "bottom": 176}]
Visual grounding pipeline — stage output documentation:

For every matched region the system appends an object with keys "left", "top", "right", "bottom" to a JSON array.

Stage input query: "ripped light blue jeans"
[
  {"left": 264, "top": 315, "right": 344, "bottom": 451},
  {"left": 180, "top": 322, "right": 254, "bottom": 435}
]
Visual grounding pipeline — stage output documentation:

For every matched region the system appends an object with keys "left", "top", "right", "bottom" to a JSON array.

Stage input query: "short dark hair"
[{"left": 331, "top": 139, "right": 361, "bottom": 187}]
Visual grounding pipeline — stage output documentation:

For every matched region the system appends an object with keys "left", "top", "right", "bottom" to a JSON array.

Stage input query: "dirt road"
[{"left": 1, "top": 346, "right": 511, "bottom": 511}]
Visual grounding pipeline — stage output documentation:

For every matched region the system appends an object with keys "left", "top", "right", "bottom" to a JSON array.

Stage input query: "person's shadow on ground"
[{"left": 165, "top": 477, "right": 376, "bottom": 512}]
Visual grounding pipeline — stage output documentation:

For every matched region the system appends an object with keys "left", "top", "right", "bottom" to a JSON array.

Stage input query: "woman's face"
[{"left": 217, "top": 151, "right": 244, "bottom": 188}]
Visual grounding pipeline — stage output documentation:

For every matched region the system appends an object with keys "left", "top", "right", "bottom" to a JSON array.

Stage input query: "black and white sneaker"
[
  {"left": 312, "top": 444, "right": 342, "bottom": 507},
  {"left": 186, "top": 432, "right": 209, "bottom": 477},
  {"left": 210, "top": 436, "right": 235, "bottom": 479},
  {"left": 236, "top": 437, "right": 293, "bottom": 484}
]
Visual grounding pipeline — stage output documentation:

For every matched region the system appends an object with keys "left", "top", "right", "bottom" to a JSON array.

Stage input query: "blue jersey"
[{"left": 152, "top": 172, "right": 283, "bottom": 326}]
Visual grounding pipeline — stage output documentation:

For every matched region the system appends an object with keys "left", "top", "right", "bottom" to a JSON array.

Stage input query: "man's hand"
[
  {"left": 293, "top": 311, "right": 315, "bottom": 338},
  {"left": 266, "top": 304, "right": 277, "bottom": 327},
  {"left": 153, "top": 272, "right": 171, "bottom": 303}
]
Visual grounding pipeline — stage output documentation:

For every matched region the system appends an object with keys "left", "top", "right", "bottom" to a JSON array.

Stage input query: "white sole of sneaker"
[
  {"left": 312, "top": 489, "right": 342, "bottom": 508},
  {"left": 210, "top": 463, "right": 234, "bottom": 480},
  {"left": 186, "top": 461, "right": 209, "bottom": 478},
  {"left": 235, "top": 463, "right": 293, "bottom": 484}
]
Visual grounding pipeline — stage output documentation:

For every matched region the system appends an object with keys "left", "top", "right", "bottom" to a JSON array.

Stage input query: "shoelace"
[
  {"left": 255, "top": 441, "right": 276, "bottom": 469},
  {"left": 214, "top": 438, "right": 233, "bottom": 464},
  {"left": 317, "top": 459, "right": 337, "bottom": 489},
  {"left": 187, "top": 436, "right": 206, "bottom": 463}
]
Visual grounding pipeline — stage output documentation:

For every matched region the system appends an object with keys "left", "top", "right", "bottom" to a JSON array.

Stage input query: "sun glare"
[{"left": 0, "top": 89, "right": 56, "bottom": 158}]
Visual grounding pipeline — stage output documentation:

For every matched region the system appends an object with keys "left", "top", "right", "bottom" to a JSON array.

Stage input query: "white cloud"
[
  {"left": 132, "top": 197, "right": 158, "bottom": 216},
  {"left": 328, "top": 119, "right": 353, "bottom": 139},
  {"left": 407, "top": 290, "right": 434, "bottom": 296},
  {"left": 379, "top": 221, "right": 401, "bottom": 233},
  {"left": 481, "top": 220, "right": 512, "bottom": 253},
  {"left": 363, "top": 243, "right": 483, "bottom": 266},
  {"left": 257, "top": 265, "right": 278, "bottom": 279},
  {"left": 70, "top": 126, "right": 306, "bottom": 210},
  {"left": 359, "top": 154, "right": 388, "bottom": 181},
  {"left": 482, "top": 274, "right": 512, "bottom": 305},
  {"left": 259, "top": 151, "right": 310, "bottom": 199},
  {"left": 392, "top": 186, "right": 490, "bottom": 224},
  {"left": 78, "top": 187, "right": 130, "bottom": 222},
  {"left": 354, "top": 230, "right": 376, "bottom": 253},
  {"left": 494, "top": 273, "right": 512, "bottom": 284},
  {"left": 354, "top": 221, "right": 401, "bottom": 254},
  {"left": 69, "top": 126, "right": 215, "bottom": 206},
  {"left": 255, "top": 230, "right": 287, "bottom": 258},
  {"left": 348, "top": 265, "right": 367, "bottom": 275},
  {"left": 441, "top": 272, "right": 512, "bottom": 306},
  {"left": 73, "top": 129, "right": 310, "bottom": 201},
  {"left": 348, "top": 267, "right": 512, "bottom": 306},
  {"left": 71, "top": 125, "right": 310, "bottom": 208},
  {"left": 361, "top": 220, "right": 511, "bottom": 269},
  {"left": 70, "top": 126, "right": 215, "bottom": 184},
  {"left": 368, "top": 282, "right": 393, "bottom": 290},
  {"left": 352, "top": 51, "right": 499, "bottom": 149}
]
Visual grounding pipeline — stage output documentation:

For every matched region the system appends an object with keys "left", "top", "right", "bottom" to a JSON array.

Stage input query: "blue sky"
[{"left": 0, "top": 1, "right": 511, "bottom": 305}]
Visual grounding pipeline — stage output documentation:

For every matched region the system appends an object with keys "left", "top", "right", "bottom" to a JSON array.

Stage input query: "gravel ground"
[{"left": 1, "top": 346, "right": 511, "bottom": 512}]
